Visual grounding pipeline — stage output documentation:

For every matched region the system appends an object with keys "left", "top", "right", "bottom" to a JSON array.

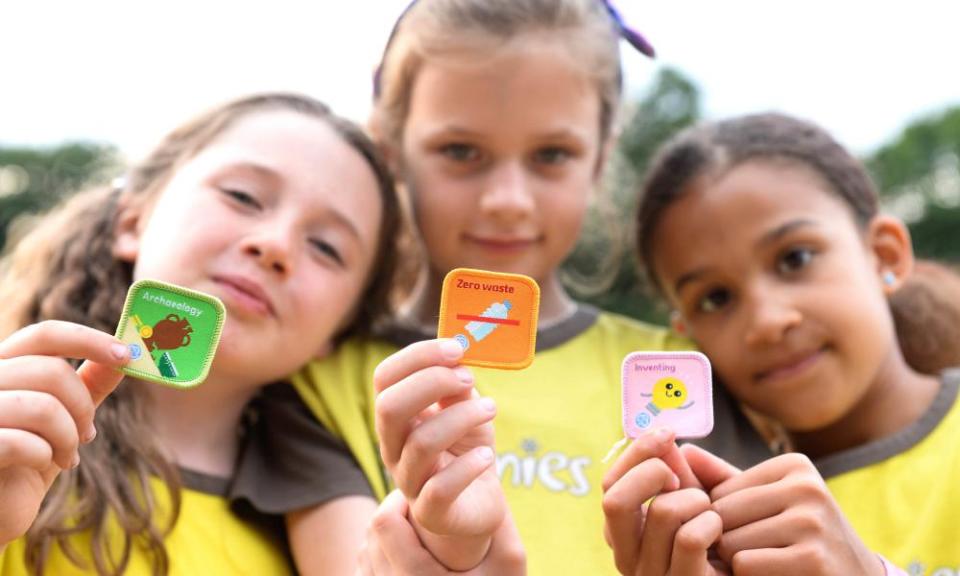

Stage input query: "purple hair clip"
[
  {"left": 602, "top": 0, "right": 656, "bottom": 58},
  {"left": 374, "top": 0, "right": 656, "bottom": 99}
]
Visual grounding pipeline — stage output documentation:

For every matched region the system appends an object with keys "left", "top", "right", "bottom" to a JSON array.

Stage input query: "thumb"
[
  {"left": 76, "top": 360, "right": 126, "bottom": 407},
  {"left": 680, "top": 444, "right": 741, "bottom": 492}
]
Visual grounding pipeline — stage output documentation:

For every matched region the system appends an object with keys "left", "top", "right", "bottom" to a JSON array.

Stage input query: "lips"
[
  {"left": 213, "top": 275, "right": 275, "bottom": 317},
  {"left": 464, "top": 234, "right": 541, "bottom": 251},
  {"left": 754, "top": 347, "right": 826, "bottom": 384}
]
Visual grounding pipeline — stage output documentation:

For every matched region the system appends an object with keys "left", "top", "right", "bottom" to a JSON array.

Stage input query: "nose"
[
  {"left": 478, "top": 161, "right": 535, "bottom": 221},
  {"left": 241, "top": 225, "right": 295, "bottom": 276},
  {"left": 743, "top": 285, "right": 802, "bottom": 346}
]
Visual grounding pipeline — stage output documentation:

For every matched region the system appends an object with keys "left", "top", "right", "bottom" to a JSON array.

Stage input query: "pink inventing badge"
[{"left": 622, "top": 351, "right": 714, "bottom": 439}]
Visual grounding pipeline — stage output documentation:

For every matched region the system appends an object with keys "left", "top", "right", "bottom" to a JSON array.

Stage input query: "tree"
[
  {"left": 562, "top": 67, "right": 702, "bottom": 323},
  {"left": 866, "top": 107, "right": 960, "bottom": 261},
  {"left": 0, "top": 142, "right": 119, "bottom": 251}
]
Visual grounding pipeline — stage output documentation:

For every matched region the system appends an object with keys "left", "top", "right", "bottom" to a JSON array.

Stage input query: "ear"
[
  {"left": 112, "top": 195, "right": 145, "bottom": 263},
  {"left": 670, "top": 310, "right": 687, "bottom": 336},
  {"left": 867, "top": 214, "right": 914, "bottom": 295}
]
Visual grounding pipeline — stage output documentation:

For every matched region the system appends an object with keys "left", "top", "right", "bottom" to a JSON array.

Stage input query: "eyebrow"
[
  {"left": 672, "top": 218, "right": 819, "bottom": 295},
  {"left": 220, "top": 161, "right": 367, "bottom": 244},
  {"left": 758, "top": 218, "right": 818, "bottom": 247},
  {"left": 427, "top": 125, "right": 588, "bottom": 142}
]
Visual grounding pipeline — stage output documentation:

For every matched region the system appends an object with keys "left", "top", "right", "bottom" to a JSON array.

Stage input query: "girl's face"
[
  {"left": 399, "top": 39, "right": 604, "bottom": 285},
  {"left": 115, "top": 110, "right": 383, "bottom": 386},
  {"left": 652, "top": 161, "right": 899, "bottom": 432}
]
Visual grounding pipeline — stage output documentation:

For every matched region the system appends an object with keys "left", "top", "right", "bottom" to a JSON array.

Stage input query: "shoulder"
[
  {"left": 292, "top": 336, "right": 398, "bottom": 403},
  {"left": 589, "top": 310, "right": 692, "bottom": 350}
]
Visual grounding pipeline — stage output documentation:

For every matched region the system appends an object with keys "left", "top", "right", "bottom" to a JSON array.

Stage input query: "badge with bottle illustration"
[
  {"left": 438, "top": 268, "right": 539, "bottom": 370},
  {"left": 621, "top": 351, "right": 714, "bottom": 438},
  {"left": 115, "top": 279, "right": 226, "bottom": 388}
]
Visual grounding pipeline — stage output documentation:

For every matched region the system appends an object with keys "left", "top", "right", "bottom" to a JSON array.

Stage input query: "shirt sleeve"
[{"left": 230, "top": 382, "right": 374, "bottom": 514}]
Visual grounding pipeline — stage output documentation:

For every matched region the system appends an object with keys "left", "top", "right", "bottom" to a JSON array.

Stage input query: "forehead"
[
  {"left": 181, "top": 110, "right": 382, "bottom": 234},
  {"left": 652, "top": 161, "right": 859, "bottom": 271},
  {"left": 405, "top": 38, "right": 600, "bottom": 138}
]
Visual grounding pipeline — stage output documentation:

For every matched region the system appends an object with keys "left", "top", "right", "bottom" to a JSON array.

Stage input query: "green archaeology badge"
[{"left": 115, "top": 279, "right": 226, "bottom": 388}]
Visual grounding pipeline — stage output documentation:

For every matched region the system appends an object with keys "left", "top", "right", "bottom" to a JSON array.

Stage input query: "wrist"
[{"left": 406, "top": 505, "right": 492, "bottom": 572}]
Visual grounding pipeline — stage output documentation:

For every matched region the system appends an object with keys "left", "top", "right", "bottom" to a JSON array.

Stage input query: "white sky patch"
[{"left": 2, "top": 1, "right": 958, "bottom": 160}]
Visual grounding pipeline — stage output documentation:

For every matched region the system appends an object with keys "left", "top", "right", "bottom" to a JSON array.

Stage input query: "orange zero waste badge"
[{"left": 438, "top": 268, "right": 540, "bottom": 370}]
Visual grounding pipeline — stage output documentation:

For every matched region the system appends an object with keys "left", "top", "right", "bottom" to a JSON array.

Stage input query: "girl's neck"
[
  {"left": 404, "top": 267, "right": 577, "bottom": 330},
  {"left": 145, "top": 373, "right": 260, "bottom": 478},
  {"left": 790, "top": 347, "right": 940, "bottom": 460}
]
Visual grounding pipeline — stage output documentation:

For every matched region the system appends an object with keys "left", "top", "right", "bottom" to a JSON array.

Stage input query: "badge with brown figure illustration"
[{"left": 116, "top": 279, "right": 226, "bottom": 388}]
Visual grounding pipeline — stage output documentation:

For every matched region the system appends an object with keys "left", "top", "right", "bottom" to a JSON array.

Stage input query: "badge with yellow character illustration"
[
  {"left": 115, "top": 279, "right": 226, "bottom": 388},
  {"left": 438, "top": 268, "right": 539, "bottom": 369},
  {"left": 621, "top": 351, "right": 713, "bottom": 438}
]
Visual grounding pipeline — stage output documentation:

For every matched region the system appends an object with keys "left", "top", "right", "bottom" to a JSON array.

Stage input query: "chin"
[{"left": 777, "top": 407, "right": 846, "bottom": 433}]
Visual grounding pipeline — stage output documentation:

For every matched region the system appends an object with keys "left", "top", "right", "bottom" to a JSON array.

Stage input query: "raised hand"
[
  {"left": 601, "top": 430, "right": 739, "bottom": 576},
  {"left": 373, "top": 338, "right": 506, "bottom": 570},
  {"left": 710, "top": 453, "right": 884, "bottom": 576},
  {"left": 0, "top": 320, "right": 129, "bottom": 547}
]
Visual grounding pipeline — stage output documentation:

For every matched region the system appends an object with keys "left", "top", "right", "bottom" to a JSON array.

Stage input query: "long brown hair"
[{"left": 0, "top": 93, "right": 401, "bottom": 575}]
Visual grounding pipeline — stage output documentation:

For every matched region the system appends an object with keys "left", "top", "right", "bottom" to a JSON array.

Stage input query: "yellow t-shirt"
[
  {"left": 822, "top": 372, "right": 960, "bottom": 575},
  {"left": 0, "top": 470, "right": 291, "bottom": 576},
  {"left": 292, "top": 306, "right": 771, "bottom": 576}
]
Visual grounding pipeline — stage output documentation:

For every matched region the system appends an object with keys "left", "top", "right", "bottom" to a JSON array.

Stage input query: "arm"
[
  {"left": 372, "top": 339, "right": 507, "bottom": 571},
  {"left": 287, "top": 496, "right": 377, "bottom": 575}
]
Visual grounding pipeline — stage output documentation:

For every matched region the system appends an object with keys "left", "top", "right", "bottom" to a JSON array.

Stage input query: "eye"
[
  {"left": 665, "top": 383, "right": 673, "bottom": 390},
  {"left": 674, "top": 390, "right": 682, "bottom": 397},
  {"left": 440, "top": 143, "right": 481, "bottom": 163},
  {"left": 777, "top": 246, "right": 814, "bottom": 275},
  {"left": 221, "top": 188, "right": 261, "bottom": 209},
  {"left": 309, "top": 238, "right": 344, "bottom": 267},
  {"left": 697, "top": 287, "right": 731, "bottom": 313},
  {"left": 532, "top": 146, "right": 571, "bottom": 166}
]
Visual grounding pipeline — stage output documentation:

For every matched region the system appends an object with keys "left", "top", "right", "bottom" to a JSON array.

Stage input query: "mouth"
[
  {"left": 212, "top": 275, "right": 275, "bottom": 318},
  {"left": 463, "top": 234, "right": 541, "bottom": 252},
  {"left": 755, "top": 347, "right": 827, "bottom": 385}
]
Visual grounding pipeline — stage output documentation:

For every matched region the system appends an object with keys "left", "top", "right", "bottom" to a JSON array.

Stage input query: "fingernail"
[
  {"left": 439, "top": 339, "right": 464, "bottom": 360},
  {"left": 111, "top": 343, "right": 129, "bottom": 362},
  {"left": 83, "top": 424, "right": 98, "bottom": 444},
  {"left": 477, "top": 446, "right": 495, "bottom": 463},
  {"left": 70, "top": 453, "right": 81, "bottom": 469},
  {"left": 453, "top": 366, "right": 474, "bottom": 384},
  {"left": 480, "top": 397, "right": 496, "bottom": 413}
]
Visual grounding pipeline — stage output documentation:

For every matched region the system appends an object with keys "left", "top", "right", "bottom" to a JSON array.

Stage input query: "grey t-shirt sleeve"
[{"left": 230, "top": 382, "right": 374, "bottom": 514}]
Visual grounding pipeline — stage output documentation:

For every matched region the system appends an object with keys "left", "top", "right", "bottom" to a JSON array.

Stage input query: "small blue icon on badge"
[
  {"left": 635, "top": 412, "right": 652, "bottom": 429},
  {"left": 129, "top": 343, "right": 142, "bottom": 360},
  {"left": 454, "top": 333, "right": 471, "bottom": 351}
]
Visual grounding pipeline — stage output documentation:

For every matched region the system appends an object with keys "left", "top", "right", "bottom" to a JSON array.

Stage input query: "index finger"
[
  {"left": 603, "top": 429, "right": 699, "bottom": 492},
  {"left": 0, "top": 321, "right": 129, "bottom": 367},
  {"left": 709, "top": 453, "right": 808, "bottom": 501},
  {"left": 372, "top": 339, "right": 464, "bottom": 395}
]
